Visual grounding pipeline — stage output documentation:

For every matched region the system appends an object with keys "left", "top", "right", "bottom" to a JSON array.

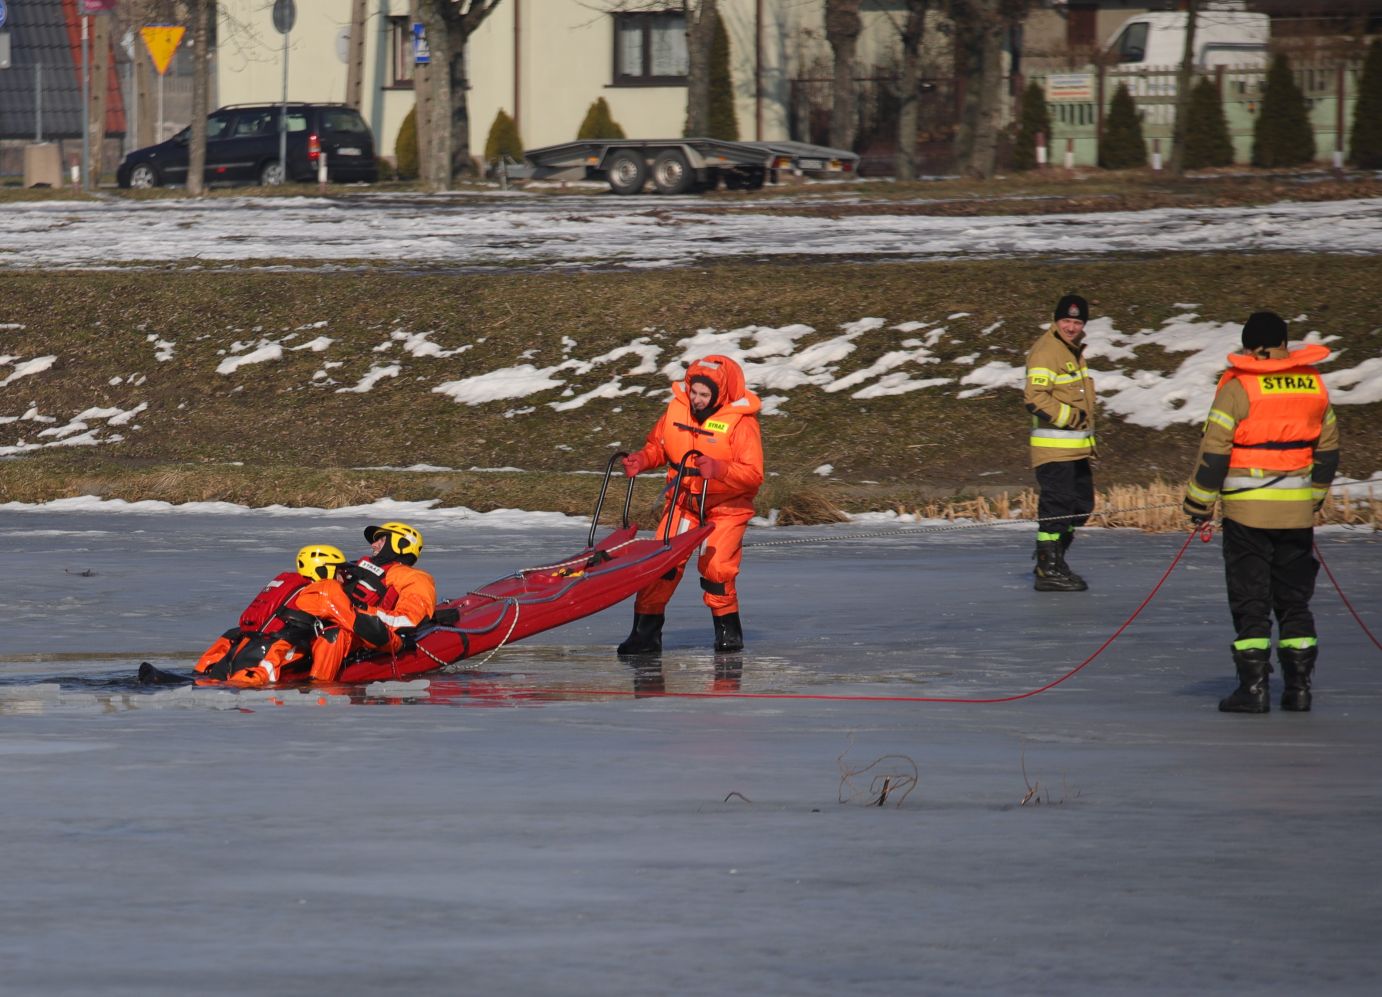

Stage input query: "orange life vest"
[
  {"left": 1217, "top": 343, "right": 1330, "bottom": 472},
  {"left": 660, "top": 387, "right": 753, "bottom": 502}
]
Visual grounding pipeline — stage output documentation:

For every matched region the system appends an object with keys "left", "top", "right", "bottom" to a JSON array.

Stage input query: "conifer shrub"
[
  {"left": 1348, "top": 40, "right": 1382, "bottom": 168},
  {"left": 484, "top": 109, "right": 524, "bottom": 164},
  {"left": 1252, "top": 54, "right": 1316, "bottom": 167},
  {"left": 394, "top": 106, "right": 419, "bottom": 180},
  {"left": 1013, "top": 80, "right": 1053, "bottom": 171},
  {"left": 576, "top": 97, "right": 627, "bottom": 140},
  {"left": 707, "top": 16, "right": 740, "bottom": 141},
  {"left": 1099, "top": 83, "right": 1147, "bottom": 170},
  {"left": 1183, "top": 76, "right": 1235, "bottom": 169}
]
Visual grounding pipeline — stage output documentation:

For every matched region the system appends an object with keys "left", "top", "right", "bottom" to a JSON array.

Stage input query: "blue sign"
[
  {"left": 412, "top": 22, "right": 430, "bottom": 65},
  {"left": 0, "top": 1, "right": 9, "bottom": 31}
]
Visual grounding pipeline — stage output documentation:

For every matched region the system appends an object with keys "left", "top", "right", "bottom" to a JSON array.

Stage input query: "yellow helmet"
[
  {"left": 364, "top": 521, "right": 423, "bottom": 558},
  {"left": 296, "top": 543, "right": 347, "bottom": 581}
]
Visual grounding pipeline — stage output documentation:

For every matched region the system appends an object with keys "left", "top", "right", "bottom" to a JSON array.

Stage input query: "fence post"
[
  {"left": 1064, "top": 137, "right": 1074, "bottom": 170},
  {"left": 1036, "top": 130, "right": 1047, "bottom": 168},
  {"left": 1151, "top": 137, "right": 1162, "bottom": 171}
]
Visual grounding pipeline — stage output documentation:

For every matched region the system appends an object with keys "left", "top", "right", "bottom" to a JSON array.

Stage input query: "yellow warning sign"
[{"left": 141, "top": 25, "right": 186, "bottom": 77}]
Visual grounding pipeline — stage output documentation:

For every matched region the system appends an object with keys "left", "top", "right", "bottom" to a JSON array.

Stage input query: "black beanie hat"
[
  {"left": 1241, "top": 311, "right": 1288, "bottom": 351},
  {"left": 1054, "top": 294, "right": 1089, "bottom": 323}
]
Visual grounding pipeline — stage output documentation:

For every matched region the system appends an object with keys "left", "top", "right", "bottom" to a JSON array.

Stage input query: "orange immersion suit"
[
  {"left": 627, "top": 354, "right": 764, "bottom": 617},
  {"left": 194, "top": 575, "right": 367, "bottom": 688},
  {"left": 307, "top": 559, "right": 437, "bottom": 682}
]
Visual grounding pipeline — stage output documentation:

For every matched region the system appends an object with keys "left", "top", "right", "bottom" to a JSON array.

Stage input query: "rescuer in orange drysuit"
[
  {"left": 194, "top": 543, "right": 392, "bottom": 687},
  {"left": 617, "top": 354, "right": 764, "bottom": 655},
  {"left": 308, "top": 521, "right": 438, "bottom": 682}
]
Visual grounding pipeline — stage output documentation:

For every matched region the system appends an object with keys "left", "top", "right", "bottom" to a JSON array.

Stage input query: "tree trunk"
[
  {"left": 684, "top": 0, "right": 718, "bottom": 137},
  {"left": 416, "top": 2, "right": 452, "bottom": 189},
  {"left": 414, "top": 0, "right": 503, "bottom": 189},
  {"left": 1169, "top": 1, "right": 1199, "bottom": 176},
  {"left": 187, "top": 0, "right": 210, "bottom": 197},
  {"left": 952, "top": 0, "right": 1004, "bottom": 179},
  {"left": 87, "top": 13, "right": 112, "bottom": 184},
  {"left": 825, "top": 0, "right": 863, "bottom": 151},
  {"left": 896, "top": 1, "right": 929, "bottom": 180}
]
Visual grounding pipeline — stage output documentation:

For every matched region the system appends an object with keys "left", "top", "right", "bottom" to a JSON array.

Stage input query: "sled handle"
[
  {"left": 589, "top": 451, "right": 637, "bottom": 548},
  {"left": 662, "top": 450, "right": 709, "bottom": 547}
]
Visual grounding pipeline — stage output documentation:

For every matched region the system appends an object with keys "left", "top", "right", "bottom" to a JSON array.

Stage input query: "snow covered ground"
[
  {"left": 2, "top": 506, "right": 1380, "bottom": 994},
  {"left": 1, "top": 191, "right": 1380, "bottom": 270}
]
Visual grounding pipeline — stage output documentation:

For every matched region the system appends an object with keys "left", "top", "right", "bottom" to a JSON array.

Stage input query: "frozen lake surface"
[{"left": 2, "top": 509, "right": 1380, "bottom": 995}]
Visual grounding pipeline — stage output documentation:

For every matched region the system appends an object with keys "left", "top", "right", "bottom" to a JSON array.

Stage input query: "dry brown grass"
[{"left": 891, "top": 479, "right": 1380, "bottom": 533}]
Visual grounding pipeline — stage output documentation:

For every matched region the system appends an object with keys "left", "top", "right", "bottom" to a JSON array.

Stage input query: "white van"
[{"left": 1105, "top": 5, "right": 1270, "bottom": 69}]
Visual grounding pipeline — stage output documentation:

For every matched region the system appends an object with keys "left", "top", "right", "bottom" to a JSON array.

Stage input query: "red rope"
[
  {"left": 483, "top": 527, "right": 1208, "bottom": 704},
  {"left": 1315, "top": 541, "right": 1382, "bottom": 652}
]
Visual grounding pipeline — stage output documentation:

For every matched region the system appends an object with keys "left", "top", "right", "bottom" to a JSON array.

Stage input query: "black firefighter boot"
[
  {"left": 1033, "top": 540, "right": 1087, "bottom": 592},
  {"left": 617, "top": 613, "right": 664, "bottom": 656},
  {"left": 1219, "top": 646, "right": 1272, "bottom": 713},
  {"left": 712, "top": 612, "right": 744, "bottom": 654},
  {"left": 1278, "top": 644, "right": 1317, "bottom": 712}
]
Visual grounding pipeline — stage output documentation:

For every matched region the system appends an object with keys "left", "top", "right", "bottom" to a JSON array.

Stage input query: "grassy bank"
[{"left": 1, "top": 254, "right": 1377, "bottom": 521}]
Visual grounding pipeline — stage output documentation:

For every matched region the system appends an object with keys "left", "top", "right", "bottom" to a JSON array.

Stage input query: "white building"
[{"left": 215, "top": 1, "right": 927, "bottom": 164}]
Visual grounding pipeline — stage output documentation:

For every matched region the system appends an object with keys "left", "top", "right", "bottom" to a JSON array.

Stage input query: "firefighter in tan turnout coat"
[
  {"left": 1183, "top": 312, "right": 1340, "bottom": 714},
  {"left": 1024, "top": 294, "right": 1097, "bottom": 592}
]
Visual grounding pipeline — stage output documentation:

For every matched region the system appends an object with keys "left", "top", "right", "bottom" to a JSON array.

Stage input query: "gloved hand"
[
  {"left": 695, "top": 455, "right": 728, "bottom": 480},
  {"left": 1065, "top": 408, "right": 1089, "bottom": 431},
  {"left": 394, "top": 627, "right": 419, "bottom": 653},
  {"left": 1183, "top": 497, "right": 1212, "bottom": 525},
  {"left": 621, "top": 452, "right": 648, "bottom": 478}
]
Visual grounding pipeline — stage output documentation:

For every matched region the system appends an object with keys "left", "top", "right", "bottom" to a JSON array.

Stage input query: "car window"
[
  {"left": 207, "top": 113, "right": 235, "bottom": 140},
  {"left": 322, "top": 109, "right": 369, "bottom": 135},
  {"left": 1115, "top": 23, "right": 1149, "bottom": 63},
  {"left": 285, "top": 112, "right": 308, "bottom": 133},
  {"left": 232, "top": 111, "right": 276, "bottom": 137}
]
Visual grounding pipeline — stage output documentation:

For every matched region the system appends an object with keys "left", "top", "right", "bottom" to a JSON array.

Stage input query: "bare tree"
[
  {"left": 895, "top": 0, "right": 930, "bottom": 180},
  {"left": 186, "top": 0, "right": 210, "bottom": 196},
  {"left": 1168, "top": 0, "right": 1199, "bottom": 176},
  {"left": 825, "top": 0, "right": 863, "bottom": 150},
  {"left": 414, "top": 0, "right": 504, "bottom": 190}
]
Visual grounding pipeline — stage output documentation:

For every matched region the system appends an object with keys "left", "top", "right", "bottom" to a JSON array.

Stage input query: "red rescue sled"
[{"left": 145, "top": 454, "right": 711, "bottom": 688}]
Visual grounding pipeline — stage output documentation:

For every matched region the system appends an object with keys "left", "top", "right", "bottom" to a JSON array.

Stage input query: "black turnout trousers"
[
  {"left": 1035, "top": 458, "right": 1094, "bottom": 535},
  {"left": 1221, "top": 518, "right": 1319, "bottom": 643}
]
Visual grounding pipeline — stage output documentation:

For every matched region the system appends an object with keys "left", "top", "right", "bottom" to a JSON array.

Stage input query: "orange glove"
[
  {"left": 696, "top": 455, "right": 727, "bottom": 481},
  {"left": 622, "top": 453, "right": 648, "bottom": 478}
]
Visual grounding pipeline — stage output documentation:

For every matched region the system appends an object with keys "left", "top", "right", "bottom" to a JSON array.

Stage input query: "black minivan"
[{"left": 116, "top": 103, "right": 379, "bottom": 188}]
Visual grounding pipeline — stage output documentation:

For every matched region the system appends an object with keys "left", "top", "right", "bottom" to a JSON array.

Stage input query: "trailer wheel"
[
  {"left": 651, "top": 150, "right": 694, "bottom": 195},
  {"left": 607, "top": 151, "right": 648, "bottom": 195}
]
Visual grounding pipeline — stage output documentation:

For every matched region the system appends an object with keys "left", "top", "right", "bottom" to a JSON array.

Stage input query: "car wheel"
[
  {"left": 128, "top": 163, "right": 160, "bottom": 189},
  {"left": 259, "top": 161, "right": 286, "bottom": 186},
  {"left": 651, "top": 150, "right": 694, "bottom": 195},
  {"left": 606, "top": 151, "right": 647, "bottom": 195}
]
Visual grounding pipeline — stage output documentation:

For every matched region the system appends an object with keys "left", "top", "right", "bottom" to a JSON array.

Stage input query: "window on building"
[
  {"left": 1067, "top": 4, "right": 1098, "bottom": 49},
  {"left": 612, "top": 11, "right": 688, "bottom": 86},
  {"left": 389, "top": 16, "right": 415, "bottom": 89}
]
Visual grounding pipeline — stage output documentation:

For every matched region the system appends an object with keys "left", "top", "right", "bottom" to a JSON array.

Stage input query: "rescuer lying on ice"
[
  {"left": 194, "top": 543, "right": 396, "bottom": 687},
  {"left": 617, "top": 354, "right": 764, "bottom": 655}
]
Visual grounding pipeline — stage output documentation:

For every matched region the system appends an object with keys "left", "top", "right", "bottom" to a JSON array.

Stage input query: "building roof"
[{"left": 0, "top": 0, "right": 126, "bottom": 140}]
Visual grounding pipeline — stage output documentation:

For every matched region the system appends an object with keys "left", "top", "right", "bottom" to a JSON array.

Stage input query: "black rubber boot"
[
  {"left": 1034, "top": 540, "right": 1087, "bottom": 592},
  {"left": 712, "top": 612, "right": 744, "bottom": 653},
  {"left": 1219, "top": 646, "right": 1272, "bottom": 713},
  {"left": 1278, "top": 645, "right": 1317, "bottom": 712},
  {"left": 616, "top": 613, "right": 664, "bottom": 656}
]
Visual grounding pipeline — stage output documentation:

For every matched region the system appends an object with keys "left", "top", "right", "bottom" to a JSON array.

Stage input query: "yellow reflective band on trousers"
[
  {"left": 1233, "top": 637, "right": 1271, "bottom": 651},
  {"left": 1279, "top": 636, "right": 1318, "bottom": 649}
]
